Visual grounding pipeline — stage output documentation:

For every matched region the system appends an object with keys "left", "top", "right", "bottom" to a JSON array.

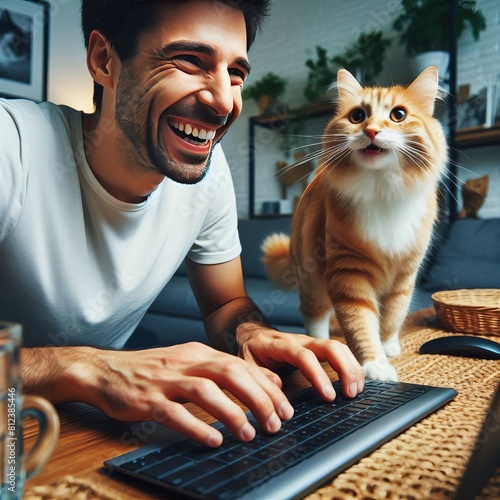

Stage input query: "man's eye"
[
  {"left": 229, "top": 68, "right": 246, "bottom": 83},
  {"left": 174, "top": 54, "right": 202, "bottom": 67}
]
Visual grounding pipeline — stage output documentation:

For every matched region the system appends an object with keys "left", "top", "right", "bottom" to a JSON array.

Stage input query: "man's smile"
[{"left": 169, "top": 118, "right": 217, "bottom": 146}]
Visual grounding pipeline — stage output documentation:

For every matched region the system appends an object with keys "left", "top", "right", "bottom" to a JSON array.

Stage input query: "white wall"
[
  {"left": 46, "top": 0, "right": 93, "bottom": 111},
  {"left": 20, "top": 0, "right": 500, "bottom": 217},
  {"left": 223, "top": 0, "right": 500, "bottom": 218}
]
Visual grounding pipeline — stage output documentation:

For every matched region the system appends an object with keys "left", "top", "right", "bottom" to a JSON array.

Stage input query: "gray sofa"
[
  {"left": 410, "top": 216, "right": 500, "bottom": 310},
  {"left": 133, "top": 216, "right": 500, "bottom": 348}
]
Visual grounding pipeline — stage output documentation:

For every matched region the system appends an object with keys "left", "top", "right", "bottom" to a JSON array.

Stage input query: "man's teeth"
[{"left": 172, "top": 121, "right": 216, "bottom": 141}]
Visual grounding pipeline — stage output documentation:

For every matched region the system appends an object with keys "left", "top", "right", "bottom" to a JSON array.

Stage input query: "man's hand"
[
  {"left": 187, "top": 257, "right": 364, "bottom": 403},
  {"left": 21, "top": 343, "right": 294, "bottom": 448},
  {"left": 236, "top": 326, "right": 365, "bottom": 401}
]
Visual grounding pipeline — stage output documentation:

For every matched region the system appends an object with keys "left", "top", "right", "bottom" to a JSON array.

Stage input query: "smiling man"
[{"left": 0, "top": 0, "right": 364, "bottom": 447}]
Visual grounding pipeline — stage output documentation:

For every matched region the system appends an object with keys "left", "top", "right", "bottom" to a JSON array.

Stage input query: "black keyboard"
[{"left": 105, "top": 380, "right": 457, "bottom": 500}]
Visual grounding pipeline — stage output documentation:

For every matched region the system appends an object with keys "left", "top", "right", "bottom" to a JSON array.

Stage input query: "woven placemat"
[
  {"left": 307, "top": 326, "right": 500, "bottom": 500},
  {"left": 23, "top": 475, "right": 117, "bottom": 500}
]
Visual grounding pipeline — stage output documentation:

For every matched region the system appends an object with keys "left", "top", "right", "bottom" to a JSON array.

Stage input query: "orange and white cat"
[{"left": 262, "top": 67, "right": 447, "bottom": 381}]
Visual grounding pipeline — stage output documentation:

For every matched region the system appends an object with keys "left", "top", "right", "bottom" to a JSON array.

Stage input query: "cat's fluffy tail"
[{"left": 261, "top": 233, "right": 294, "bottom": 288}]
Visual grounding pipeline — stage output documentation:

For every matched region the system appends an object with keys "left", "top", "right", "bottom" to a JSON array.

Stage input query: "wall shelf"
[
  {"left": 455, "top": 124, "right": 500, "bottom": 148},
  {"left": 252, "top": 102, "right": 333, "bottom": 128},
  {"left": 248, "top": 103, "right": 333, "bottom": 218}
]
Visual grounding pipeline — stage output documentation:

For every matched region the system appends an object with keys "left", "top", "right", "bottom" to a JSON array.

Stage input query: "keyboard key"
[
  {"left": 140, "top": 455, "right": 194, "bottom": 480},
  {"left": 215, "top": 449, "right": 248, "bottom": 463},
  {"left": 158, "top": 440, "right": 197, "bottom": 457},
  {"left": 121, "top": 458, "right": 148, "bottom": 472},
  {"left": 193, "top": 458, "right": 226, "bottom": 473},
  {"left": 161, "top": 465, "right": 205, "bottom": 486},
  {"left": 186, "top": 474, "right": 229, "bottom": 496},
  {"left": 223, "top": 457, "right": 261, "bottom": 477}
]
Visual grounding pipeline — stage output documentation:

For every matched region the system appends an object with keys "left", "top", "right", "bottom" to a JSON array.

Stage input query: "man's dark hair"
[{"left": 81, "top": 0, "right": 271, "bottom": 109}]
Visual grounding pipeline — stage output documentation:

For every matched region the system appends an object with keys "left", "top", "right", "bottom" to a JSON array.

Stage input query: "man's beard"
[{"left": 114, "top": 72, "right": 228, "bottom": 185}]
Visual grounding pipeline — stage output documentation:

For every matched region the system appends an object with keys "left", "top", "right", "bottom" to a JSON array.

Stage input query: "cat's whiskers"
[
  {"left": 275, "top": 147, "right": 335, "bottom": 182},
  {"left": 272, "top": 138, "right": 351, "bottom": 196},
  {"left": 397, "top": 141, "right": 437, "bottom": 173},
  {"left": 440, "top": 167, "right": 486, "bottom": 204},
  {"left": 293, "top": 149, "right": 347, "bottom": 210},
  {"left": 447, "top": 146, "right": 486, "bottom": 178},
  {"left": 438, "top": 173, "right": 461, "bottom": 207},
  {"left": 290, "top": 141, "right": 354, "bottom": 205},
  {"left": 299, "top": 139, "right": 352, "bottom": 167},
  {"left": 291, "top": 142, "right": 351, "bottom": 180},
  {"left": 317, "top": 143, "right": 353, "bottom": 169}
]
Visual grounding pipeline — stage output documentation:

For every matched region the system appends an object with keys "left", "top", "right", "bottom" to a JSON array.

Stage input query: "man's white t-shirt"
[{"left": 0, "top": 99, "right": 241, "bottom": 348}]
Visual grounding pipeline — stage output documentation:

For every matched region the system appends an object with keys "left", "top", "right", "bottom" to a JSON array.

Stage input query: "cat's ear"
[
  {"left": 336, "top": 69, "right": 363, "bottom": 102},
  {"left": 407, "top": 66, "right": 441, "bottom": 115}
]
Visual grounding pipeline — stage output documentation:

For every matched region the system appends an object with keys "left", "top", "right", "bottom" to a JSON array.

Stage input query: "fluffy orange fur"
[{"left": 262, "top": 67, "right": 448, "bottom": 381}]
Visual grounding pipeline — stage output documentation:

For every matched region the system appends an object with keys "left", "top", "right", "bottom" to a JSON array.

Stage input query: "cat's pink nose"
[{"left": 364, "top": 128, "right": 379, "bottom": 140}]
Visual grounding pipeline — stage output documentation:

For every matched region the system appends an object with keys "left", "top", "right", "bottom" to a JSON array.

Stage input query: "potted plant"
[
  {"left": 303, "top": 32, "right": 391, "bottom": 103},
  {"left": 303, "top": 46, "right": 337, "bottom": 104},
  {"left": 332, "top": 31, "right": 392, "bottom": 85},
  {"left": 242, "top": 72, "right": 287, "bottom": 115},
  {"left": 393, "top": 0, "right": 486, "bottom": 77}
]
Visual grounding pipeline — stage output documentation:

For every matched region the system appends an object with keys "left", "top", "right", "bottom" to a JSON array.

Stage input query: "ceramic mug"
[{"left": 1, "top": 322, "right": 60, "bottom": 500}]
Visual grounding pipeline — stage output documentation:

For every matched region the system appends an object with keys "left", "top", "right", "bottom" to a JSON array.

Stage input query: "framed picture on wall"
[
  {"left": 0, "top": 0, "right": 49, "bottom": 102},
  {"left": 456, "top": 83, "right": 497, "bottom": 131}
]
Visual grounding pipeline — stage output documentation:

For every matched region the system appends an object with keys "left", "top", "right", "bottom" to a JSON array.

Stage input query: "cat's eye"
[
  {"left": 349, "top": 108, "right": 366, "bottom": 124},
  {"left": 390, "top": 107, "right": 407, "bottom": 122}
]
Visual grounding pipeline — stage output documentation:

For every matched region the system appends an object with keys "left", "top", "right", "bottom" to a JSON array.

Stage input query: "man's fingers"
[
  {"left": 154, "top": 400, "right": 224, "bottom": 448},
  {"left": 249, "top": 338, "right": 337, "bottom": 401},
  {"left": 242, "top": 333, "right": 365, "bottom": 400},
  {"left": 181, "top": 361, "right": 292, "bottom": 434},
  {"left": 306, "top": 339, "right": 365, "bottom": 398},
  {"left": 218, "top": 361, "right": 294, "bottom": 428},
  {"left": 163, "top": 374, "right": 257, "bottom": 442}
]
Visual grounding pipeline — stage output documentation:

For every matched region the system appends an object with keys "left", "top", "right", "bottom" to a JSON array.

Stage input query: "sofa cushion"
[
  {"left": 238, "top": 217, "right": 292, "bottom": 279},
  {"left": 137, "top": 313, "right": 209, "bottom": 346},
  {"left": 422, "top": 218, "right": 500, "bottom": 292},
  {"left": 409, "top": 287, "right": 435, "bottom": 312}
]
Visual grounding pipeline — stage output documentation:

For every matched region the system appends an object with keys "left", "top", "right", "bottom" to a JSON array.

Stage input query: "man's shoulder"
[{"left": 0, "top": 99, "right": 79, "bottom": 133}]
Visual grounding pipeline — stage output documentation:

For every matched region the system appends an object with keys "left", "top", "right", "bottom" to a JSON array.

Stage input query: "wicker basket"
[{"left": 432, "top": 289, "right": 500, "bottom": 336}]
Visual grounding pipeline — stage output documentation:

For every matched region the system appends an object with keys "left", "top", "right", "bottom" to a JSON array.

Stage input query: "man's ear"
[{"left": 86, "top": 30, "right": 115, "bottom": 91}]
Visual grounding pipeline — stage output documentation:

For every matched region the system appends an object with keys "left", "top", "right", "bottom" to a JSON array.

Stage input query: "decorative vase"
[{"left": 410, "top": 51, "right": 450, "bottom": 83}]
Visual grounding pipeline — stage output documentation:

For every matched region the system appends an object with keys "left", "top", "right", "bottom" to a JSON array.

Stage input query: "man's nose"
[{"left": 198, "top": 71, "right": 234, "bottom": 117}]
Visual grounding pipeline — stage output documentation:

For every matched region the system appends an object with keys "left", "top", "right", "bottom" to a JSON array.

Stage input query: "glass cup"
[{"left": 1, "top": 322, "right": 60, "bottom": 500}]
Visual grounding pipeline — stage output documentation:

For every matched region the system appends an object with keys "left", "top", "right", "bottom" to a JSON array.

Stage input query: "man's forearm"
[
  {"left": 204, "top": 296, "right": 271, "bottom": 355},
  {"left": 20, "top": 346, "right": 98, "bottom": 404}
]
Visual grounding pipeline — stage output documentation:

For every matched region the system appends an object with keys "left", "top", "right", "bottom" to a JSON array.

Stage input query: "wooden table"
[{"left": 23, "top": 309, "right": 500, "bottom": 499}]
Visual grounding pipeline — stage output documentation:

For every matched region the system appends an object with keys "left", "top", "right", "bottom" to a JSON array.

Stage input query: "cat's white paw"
[
  {"left": 383, "top": 335, "right": 401, "bottom": 357},
  {"left": 363, "top": 359, "right": 399, "bottom": 381}
]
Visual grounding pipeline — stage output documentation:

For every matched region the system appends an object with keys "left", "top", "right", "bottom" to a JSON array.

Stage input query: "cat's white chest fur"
[
  {"left": 357, "top": 200, "right": 422, "bottom": 255},
  {"left": 346, "top": 171, "right": 433, "bottom": 255}
]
